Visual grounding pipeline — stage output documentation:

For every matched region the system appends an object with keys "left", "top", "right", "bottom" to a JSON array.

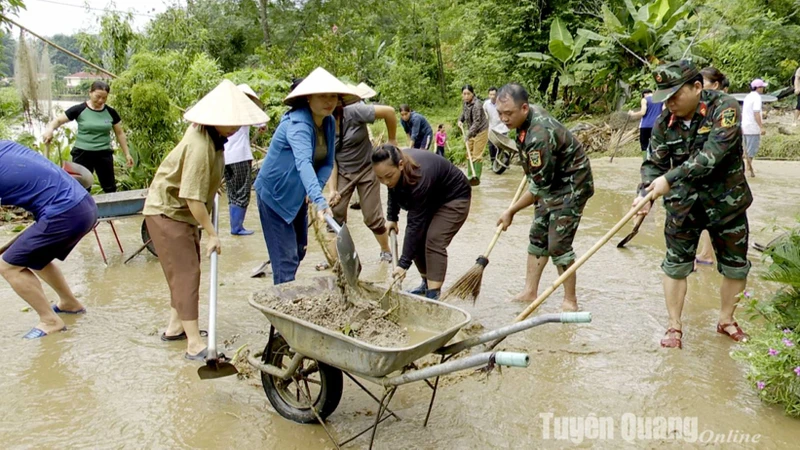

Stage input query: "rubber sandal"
[
  {"left": 23, "top": 326, "right": 67, "bottom": 340},
  {"left": 695, "top": 258, "right": 713, "bottom": 265},
  {"left": 184, "top": 347, "right": 208, "bottom": 361},
  {"left": 660, "top": 328, "right": 683, "bottom": 349},
  {"left": 52, "top": 305, "right": 86, "bottom": 314},
  {"left": 315, "top": 262, "right": 331, "bottom": 271},
  {"left": 161, "top": 330, "right": 208, "bottom": 342},
  {"left": 716, "top": 322, "right": 749, "bottom": 342}
]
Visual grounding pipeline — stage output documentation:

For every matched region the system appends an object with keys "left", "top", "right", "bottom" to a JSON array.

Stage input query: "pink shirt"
[{"left": 435, "top": 131, "right": 447, "bottom": 147}]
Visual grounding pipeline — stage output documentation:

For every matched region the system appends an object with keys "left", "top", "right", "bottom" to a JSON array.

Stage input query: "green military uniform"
[
  {"left": 515, "top": 105, "right": 594, "bottom": 267},
  {"left": 639, "top": 60, "right": 752, "bottom": 280}
]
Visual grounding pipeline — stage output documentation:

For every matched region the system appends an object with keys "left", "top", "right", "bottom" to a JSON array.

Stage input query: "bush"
[
  {"left": 0, "top": 86, "right": 22, "bottom": 119},
  {"left": 733, "top": 227, "right": 800, "bottom": 417}
]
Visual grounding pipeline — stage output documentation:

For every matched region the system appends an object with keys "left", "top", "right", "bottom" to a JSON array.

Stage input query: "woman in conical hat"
[
  {"left": 254, "top": 67, "right": 359, "bottom": 285},
  {"left": 143, "top": 79, "right": 268, "bottom": 361},
  {"left": 222, "top": 84, "right": 268, "bottom": 236}
]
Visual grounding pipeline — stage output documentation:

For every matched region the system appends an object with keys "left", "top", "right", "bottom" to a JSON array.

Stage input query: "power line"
[{"left": 29, "top": 0, "right": 158, "bottom": 18}]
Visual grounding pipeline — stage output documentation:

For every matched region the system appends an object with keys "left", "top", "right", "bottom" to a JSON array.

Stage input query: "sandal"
[
  {"left": 660, "top": 328, "right": 683, "bottom": 349},
  {"left": 315, "top": 262, "right": 331, "bottom": 271},
  {"left": 716, "top": 322, "right": 749, "bottom": 342}
]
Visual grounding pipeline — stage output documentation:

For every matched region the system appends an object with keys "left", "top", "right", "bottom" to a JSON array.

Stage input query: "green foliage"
[
  {"left": 733, "top": 227, "right": 800, "bottom": 417},
  {"left": 0, "top": 85, "right": 21, "bottom": 119}
]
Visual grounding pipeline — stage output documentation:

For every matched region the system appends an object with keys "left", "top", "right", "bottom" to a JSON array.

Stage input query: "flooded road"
[{"left": 2, "top": 157, "right": 800, "bottom": 449}]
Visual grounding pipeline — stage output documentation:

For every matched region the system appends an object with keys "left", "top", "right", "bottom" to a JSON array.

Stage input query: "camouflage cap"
[{"left": 651, "top": 60, "right": 701, "bottom": 103}]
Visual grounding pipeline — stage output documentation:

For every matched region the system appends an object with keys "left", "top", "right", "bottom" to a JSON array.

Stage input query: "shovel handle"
[
  {"left": 324, "top": 215, "right": 341, "bottom": 234},
  {"left": 488, "top": 191, "right": 656, "bottom": 350},
  {"left": 207, "top": 194, "right": 220, "bottom": 359},
  {"left": 482, "top": 176, "right": 528, "bottom": 258},
  {"left": 459, "top": 124, "right": 477, "bottom": 177}
]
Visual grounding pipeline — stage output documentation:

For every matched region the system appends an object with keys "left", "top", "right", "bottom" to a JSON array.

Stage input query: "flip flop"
[
  {"left": 23, "top": 326, "right": 67, "bottom": 340},
  {"left": 161, "top": 330, "right": 208, "bottom": 342},
  {"left": 184, "top": 347, "right": 209, "bottom": 361},
  {"left": 695, "top": 258, "right": 714, "bottom": 265},
  {"left": 52, "top": 305, "right": 87, "bottom": 314}
]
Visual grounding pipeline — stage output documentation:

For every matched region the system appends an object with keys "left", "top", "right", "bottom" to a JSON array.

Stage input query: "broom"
[{"left": 441, "top": 175, "right": 528, "bottom": 303}]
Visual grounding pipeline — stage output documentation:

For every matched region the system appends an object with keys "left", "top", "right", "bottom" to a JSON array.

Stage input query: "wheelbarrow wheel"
[
  {"left": 140, "top": 219, "right": 158, "bottom": 257},
  {"left": 261, "top": 335, "right": 343, "bottom": 424},
  {"left": 492, "top": 150, "right": 511, "bottom": 174}
]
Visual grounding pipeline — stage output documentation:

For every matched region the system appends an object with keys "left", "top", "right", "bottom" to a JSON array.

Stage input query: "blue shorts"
[
  {"left": 743, "top": 135, "right": 760, "bottom": 158},
  {"left": 2, "top": 195, "right": 97, "bottom": 270}
]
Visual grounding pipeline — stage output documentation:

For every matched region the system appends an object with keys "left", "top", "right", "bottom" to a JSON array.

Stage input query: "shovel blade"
[
  {"left": 336, "top": 223, "right": 361, "bottom": 288},
  {"left": 198, "top": 359, "right": 239, "bottom": 380}
]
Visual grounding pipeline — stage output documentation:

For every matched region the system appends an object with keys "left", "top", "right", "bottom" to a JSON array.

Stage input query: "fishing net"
[
  {"left": 14, "top": 29, "right": 40, "bottom": 127},
  {"left": 38, "top": 44, "right": 53, "bottom": 123}
]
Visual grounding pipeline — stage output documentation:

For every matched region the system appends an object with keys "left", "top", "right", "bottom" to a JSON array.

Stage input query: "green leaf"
[
  {"left": 649, "top": 0, "right": 672, "bottom": 26},
  {"left": 549, "top": 17, "right": 574, "bottom": 46},
  {"left": 517, "top": 52, "right": 552, "bottom": 62},
  {"left": 549, "top": 39, "right": 574, "bottom": 63},
  {"left": 12, "top": 225, "right": 25, "bottom": 232},
  {"left": 623, "top": 0, "right": 639, "bottom": 19},
  {"left": 577, "top": 29, "right": 607, "bottom": 42},
  {"left": 602, "top": 4, "right": 625, "bottom": 33}
]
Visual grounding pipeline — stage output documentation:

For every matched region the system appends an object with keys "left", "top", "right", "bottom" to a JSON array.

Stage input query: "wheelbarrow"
[
  {"left": 247, "top": 276, "right": 592, "bottom": 449},
  {"left": 91, "top": 189, "right": 152, "bottom": 264}
]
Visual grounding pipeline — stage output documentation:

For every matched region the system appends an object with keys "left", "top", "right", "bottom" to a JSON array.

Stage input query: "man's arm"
[
  {"left": 638, "top": 119, "right": 671, "bottom": 196},
  {"left": 663, "top": 100, "right": 741, "bottom": 185},
  {"left": 628, "top": 98, "right": 647, "bottom": 120},
  {"left": 374, "top": 105, "right": 398, "bottom": 145}
]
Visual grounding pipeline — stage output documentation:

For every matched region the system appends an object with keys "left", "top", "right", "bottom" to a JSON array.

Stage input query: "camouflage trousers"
[
  {"left": 662, "top": 206, "right": 751, "bottom": 280},
  {"left": 528, "top": 202, "right": 586, "bottom": 267}
]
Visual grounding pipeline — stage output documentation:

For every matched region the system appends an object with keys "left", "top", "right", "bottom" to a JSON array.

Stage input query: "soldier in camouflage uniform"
[
  {"left": 633, "top": 60, "right": 752, "bottom": 349},
  {"left": 495, "top": 83, "right": 594, "bottom": 311}
]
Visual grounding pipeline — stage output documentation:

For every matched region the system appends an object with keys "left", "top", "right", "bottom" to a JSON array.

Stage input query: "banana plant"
[
  {"left": 518, "top": 18, "right": 599, "bottom": 95},
  {"left": 600, "top": 0, "right": 697, "bottom": 64}
]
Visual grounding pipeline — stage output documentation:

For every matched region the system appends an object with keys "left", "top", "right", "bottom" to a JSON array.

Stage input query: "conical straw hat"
[
  {"left": 356, "top": 82, "right": 377, "bottom": 99},
  {"left": 184, "top": 79, "right": 269, "bottom": 126},
  {"left": 237, "top": 83, "right": 265, "bottom": 110},
  {"left": 284, "top": 67, "right": 360, "bottom": 107}
]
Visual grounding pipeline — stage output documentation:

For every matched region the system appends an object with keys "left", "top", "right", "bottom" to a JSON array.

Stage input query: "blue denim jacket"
[{"left": 255, "top": 106, "right": 335, "bottom": 224}]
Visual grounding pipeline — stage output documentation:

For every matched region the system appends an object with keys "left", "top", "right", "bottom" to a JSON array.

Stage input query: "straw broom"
[{"left": 441, "top": 175, "right": 528, "bottom": 303}]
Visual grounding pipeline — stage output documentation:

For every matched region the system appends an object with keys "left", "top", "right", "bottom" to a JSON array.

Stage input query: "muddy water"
[{"left": 2, "top": 158, "right": 800, "bottom": 449}]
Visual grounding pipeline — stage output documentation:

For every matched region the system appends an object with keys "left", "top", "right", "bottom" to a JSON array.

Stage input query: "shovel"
[
  {"left": 324, "top": 215, "right": 361, "bottom": 290},
  {"left": 198, "top": 194, "right": 238, "bottom": 380}
]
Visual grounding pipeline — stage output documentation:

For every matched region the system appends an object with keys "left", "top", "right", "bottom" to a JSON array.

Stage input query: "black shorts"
[
  {"left": 2, "top": 196, "right": 98, "bottom": 270},
  {"left": 796, "top": 94, "right": 800, "bottom": 111}
]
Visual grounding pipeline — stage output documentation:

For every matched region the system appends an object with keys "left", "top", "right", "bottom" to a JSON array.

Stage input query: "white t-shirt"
[
  {"left": 741, "top": 91, "right": 762, "bottom": 135},
  {"left": 223, "top": 124, "right": 264, "bottom": 164},
  {"left": 483, "top": 99, "right": 509, "bottom": 134}
]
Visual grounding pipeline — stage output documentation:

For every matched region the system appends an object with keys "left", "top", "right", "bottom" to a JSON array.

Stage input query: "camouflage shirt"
[
  {"left": 639, "top": 89, "right": 753, "bottom": 228},
  {"left": 515, "top": 105, "right": 594, "bottom": 210}
]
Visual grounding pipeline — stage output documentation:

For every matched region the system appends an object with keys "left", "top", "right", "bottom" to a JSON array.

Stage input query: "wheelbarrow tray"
[
  {"left": 249, "top": 276, "right": 471, "bottom": 378},
  {"left": 93, "top": 189, "right": 148, "bottom": 219}
]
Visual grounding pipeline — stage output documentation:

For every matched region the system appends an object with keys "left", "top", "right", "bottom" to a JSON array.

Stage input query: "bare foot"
[
  {"left": 509, "top": 290, "right": 537, "bottom": 303},
  {"left": 36, "top": 316, "right": 67, "bottom": 335},
  {"left": 561, "top": 298, "right": 579, "bottom": 312}
]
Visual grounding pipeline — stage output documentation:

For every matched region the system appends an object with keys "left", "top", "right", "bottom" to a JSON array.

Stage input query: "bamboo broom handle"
[
  {"left": 487, "top": 191, "right": 656, "bottom": 349},
  {"left": 482, "top": 175, "right": 528, "bottom": 258}
]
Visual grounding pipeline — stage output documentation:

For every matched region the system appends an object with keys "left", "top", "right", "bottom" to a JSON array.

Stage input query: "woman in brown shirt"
[{"left": 143, "top": 79, "right": 268, "bottom": 361}]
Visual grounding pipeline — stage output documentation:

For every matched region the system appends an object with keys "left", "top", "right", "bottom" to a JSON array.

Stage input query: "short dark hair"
[
  {"left": 721, "top": 78, "right": 730, "bottom": 90},
  {"left": 437, "top": 124, "right": 444, "bottom": 129},
  {"left": 90, "top": 81, "right": 110, "bottom": 94},
  {"left": 497, "top": 83, "right": 528, "bottom": 106},
  {"left": 488, "top": 86, "right": 497, "bottom": 93},
  {"left": 690, "top": 73, "right": 704, "bottom": 87},
  {"left": 399, "top": 104, "right": 411, "bottom": 113},
  {"left": 642, "top": 89, "right": 653, "bottom": 96}
]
